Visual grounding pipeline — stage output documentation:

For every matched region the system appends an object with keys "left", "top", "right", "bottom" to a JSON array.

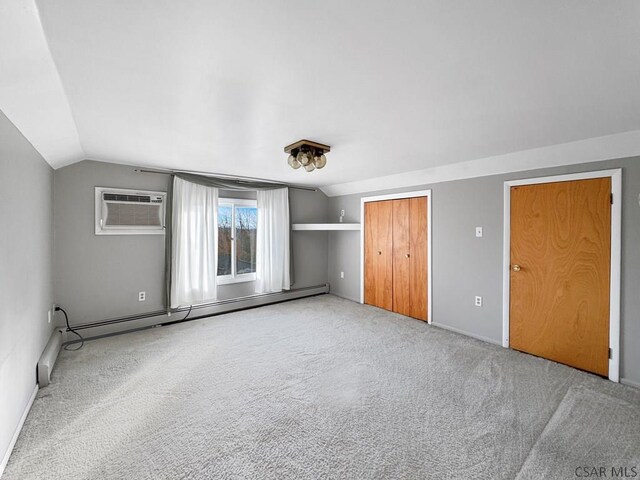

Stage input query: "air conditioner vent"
[
  {"left": 104, "top": 202, "right": 163, "bottom": 227},
  {"left": 95, "top": 187, "right": 166, "bottom": 235},
  {"left": 103, "top": 193, "right": 152, "bottom": 203}
]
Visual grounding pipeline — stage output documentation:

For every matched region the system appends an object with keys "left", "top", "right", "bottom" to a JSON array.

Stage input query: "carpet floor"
[{"left": 4, "top": 295, "right": 639, "bottom": 479}]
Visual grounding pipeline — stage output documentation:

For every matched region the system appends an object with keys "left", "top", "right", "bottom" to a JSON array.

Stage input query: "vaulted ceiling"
[{"left": 1, "top": 0, "right": 639, "bottom": 194}]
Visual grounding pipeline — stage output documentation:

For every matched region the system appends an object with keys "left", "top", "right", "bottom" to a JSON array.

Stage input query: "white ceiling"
[
  {"left": 2, "top": 0, "right": 640, "bottom": 194},
  {"left": 0, "top": 0, "right": 83, "bottom": 166}
]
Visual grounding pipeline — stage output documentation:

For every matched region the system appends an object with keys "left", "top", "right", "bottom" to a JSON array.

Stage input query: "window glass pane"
[
  {"left": 235, "top": 206, "right": 257, "bottom": 274},
  {"left": 217, "top": 205, "right": 232, "bottom": 276}
]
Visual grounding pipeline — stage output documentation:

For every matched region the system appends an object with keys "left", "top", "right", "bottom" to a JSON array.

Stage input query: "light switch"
[{"left": 475, "top": 227, "right": 483, "bottom": 238}]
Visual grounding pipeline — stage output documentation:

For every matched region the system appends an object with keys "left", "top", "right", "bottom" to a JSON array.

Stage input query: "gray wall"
[
  {"left": 0, "top": 111, "right": 54, "bottom": 463},
  {"left": 327, "top": 157, "right": 640, "bottom": 386},
  {"left": 53, "top": 160, "right": 329, "bottom": 325}
]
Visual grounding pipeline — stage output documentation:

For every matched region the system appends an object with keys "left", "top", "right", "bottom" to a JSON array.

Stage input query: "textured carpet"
[
  {"left": 515, "top": 386, "right": 640, "bottom": 479},
  {"left": 4, "top": 295, "right": 639, "bottom": 479}
]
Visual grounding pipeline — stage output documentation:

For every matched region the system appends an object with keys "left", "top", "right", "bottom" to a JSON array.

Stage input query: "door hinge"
[
  {"left": 608, "top": 347, "right": 612, "bottom": 359},
  {"left": 610, "top": 193, "right": 613, "bottom": 204}
]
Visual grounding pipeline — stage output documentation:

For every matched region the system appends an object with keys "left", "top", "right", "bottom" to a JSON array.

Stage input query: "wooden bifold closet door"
[
  {"left": 365, "top": 197, "right": 427, "bottom": 321},
  {"left": 364, "top": 200, "right": 393, "bottom": 311}
]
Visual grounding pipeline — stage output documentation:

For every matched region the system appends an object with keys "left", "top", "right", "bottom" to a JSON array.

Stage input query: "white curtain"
[
  {"left": 255, "top": 188, "right": 290, "bottom": 293},
  {"left": 170, "top": 177, "right": 218, "bottom": 308}
]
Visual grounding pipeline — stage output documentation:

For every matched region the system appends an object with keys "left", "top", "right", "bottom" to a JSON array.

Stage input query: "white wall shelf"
[{"left": 292, "top": 223, "right": 360, "bottom": 231}]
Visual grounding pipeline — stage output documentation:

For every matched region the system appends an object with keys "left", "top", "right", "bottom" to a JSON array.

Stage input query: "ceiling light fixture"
[{"left": 285, "top": 140, "right": 330, "bottom": 172}]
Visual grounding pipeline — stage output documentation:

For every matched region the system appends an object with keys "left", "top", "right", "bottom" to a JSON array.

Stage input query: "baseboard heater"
[
  {"left": 64, "top": 284, "right": 329, "bottom": 342},
  {"left": 37, "top": 328, "right": 64, "bottom": 387}
]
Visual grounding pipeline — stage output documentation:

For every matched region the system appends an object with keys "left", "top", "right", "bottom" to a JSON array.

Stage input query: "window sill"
[{"left": 217, "top": 274, "right": 257, "bottom": 286}]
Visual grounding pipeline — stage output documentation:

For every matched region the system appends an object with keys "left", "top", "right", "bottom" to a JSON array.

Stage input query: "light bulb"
[
  {"left": 304, "top": 162, "right": 315, "bottom": 172},
  {"left": 288, "top": 154, "right": 301, "bottom": 169},
  {"left": 315, "top": 154, "right": 327, "bottom": 169},
  {"left": 297, "top": 150, "right": 310, "bottom": 166}
]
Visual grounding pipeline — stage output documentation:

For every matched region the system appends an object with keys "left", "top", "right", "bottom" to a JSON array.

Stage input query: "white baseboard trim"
[
  {"left": 328, "top": 291, "right": 360, "bottom": 303},
  {"left": 431, "top": 321, "right": 502, "bottom": 346},
  {"left": 621, "top": 377, "right": 640, "bottom": 389},
  {"left": 0, "top": 384, "right": 38, "bottom": 478}
]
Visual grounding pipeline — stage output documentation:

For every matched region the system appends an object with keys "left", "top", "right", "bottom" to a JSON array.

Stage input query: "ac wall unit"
[{"left": 95, "top": 187, "right": 166, "bottom": 235}]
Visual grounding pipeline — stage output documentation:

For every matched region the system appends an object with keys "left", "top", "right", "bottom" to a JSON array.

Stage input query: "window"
[{"left": 217, "top": 198, "right": 257, "bottom": 284}]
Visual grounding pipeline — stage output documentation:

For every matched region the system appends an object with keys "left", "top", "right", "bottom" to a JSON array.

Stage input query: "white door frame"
[
  {"left": 502, "top": 169, "right": 622, "bottom": 382},
  {"left": 360, "top": 190, "right": 433, "bottom": 324}
]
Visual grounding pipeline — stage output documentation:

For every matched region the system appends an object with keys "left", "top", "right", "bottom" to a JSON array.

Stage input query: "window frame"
[{"left": 217, "top": 197, "right": 258, "bottom": 285}]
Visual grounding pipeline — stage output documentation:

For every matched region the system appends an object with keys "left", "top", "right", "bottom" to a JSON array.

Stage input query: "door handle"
[
  {"left": 406, "top": 254, "right": 410, "bottom": 258},
  {"left": 378, "top": 251, "right": 382, "bottom": 255},
  {"left": 512, "top": 264, "right": 521, "bottom": 272}
]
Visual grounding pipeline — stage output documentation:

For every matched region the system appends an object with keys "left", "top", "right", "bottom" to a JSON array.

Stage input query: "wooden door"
[
  {"left": 509, "top": 178, "right": 611, "bottom": 376},
  {"left": 364, "top": 200, "right": 393, "bottom": 310},
  {"left": 392, "top": 199, "right": 411, "bottom": 316},
  {"left": 409, "top": 197, "right": 428, "bottom": 320}
]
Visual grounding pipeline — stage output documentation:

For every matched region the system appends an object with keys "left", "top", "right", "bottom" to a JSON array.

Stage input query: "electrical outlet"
[
  {"left": 340, "top": 271, "right": 345, "bottom": 279},
  {"left": 340, "top": 209, "right": 345, "bottom": 217},
  {"left": 138, "top": 291, "right": 146, "bottom": 302},
  {"left": 475, "top": 296, "right": 483, "bottom": 307},
  {"left": 475, "top": 227, "right": 483, "bottom": 238}
]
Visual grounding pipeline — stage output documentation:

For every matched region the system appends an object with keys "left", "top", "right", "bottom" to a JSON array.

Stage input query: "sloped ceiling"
[
  {"left": 1, "top": 0, "right": 640, "bottom": 194},
  {"left": 0, "top": 0, "right": 83, "bottom": 166}
]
